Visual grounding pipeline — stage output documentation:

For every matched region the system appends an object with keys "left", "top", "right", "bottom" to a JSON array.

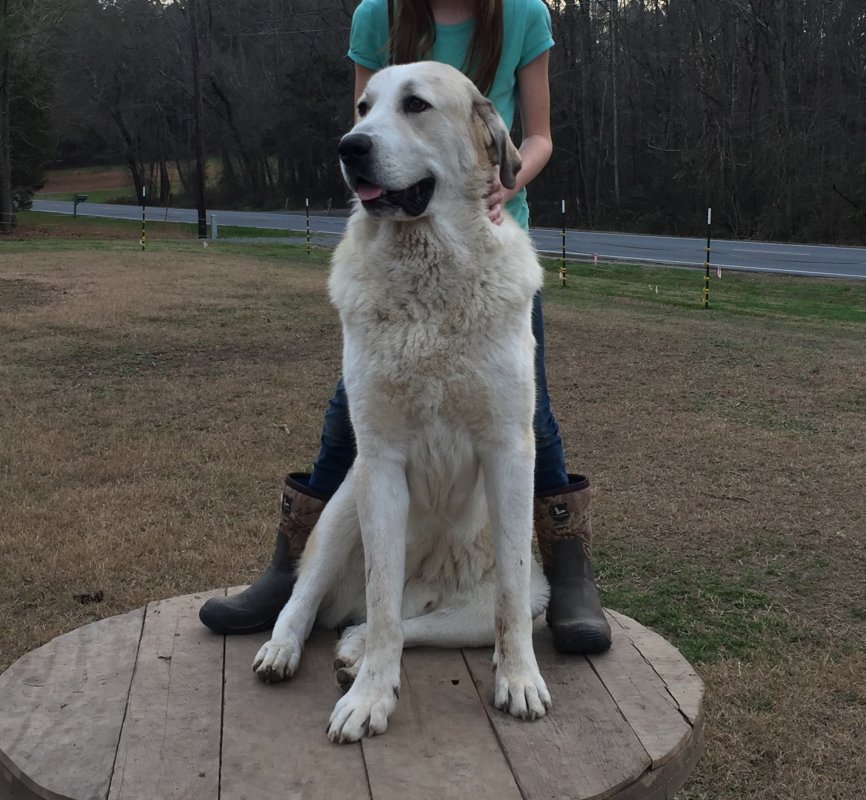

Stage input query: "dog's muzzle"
[{"left": 339, "top": 133, "right": 435, "bottom": 217}]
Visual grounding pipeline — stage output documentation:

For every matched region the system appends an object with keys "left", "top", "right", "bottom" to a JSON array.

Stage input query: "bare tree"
[
  {"left": 185, "top": 0, "right": 207, "bottom": 236},
  {"left": 43, "top": 0, "right": 866, "bottom": 242},
  {"left": 0, "top": 0, "right": 11, "bottom": 233},
  {"left": 0, "top": 0, "right": 64, "bottom": 232}
]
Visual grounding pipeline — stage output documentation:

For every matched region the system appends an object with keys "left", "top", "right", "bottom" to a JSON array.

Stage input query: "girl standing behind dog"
[{"left": 200, "top": 0, "right": 612, "bottom": 657}]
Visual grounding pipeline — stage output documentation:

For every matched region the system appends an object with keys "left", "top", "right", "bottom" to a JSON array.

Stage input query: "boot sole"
[
  {"left": 198, "top": 602, "right": 280, "bottom": 636},
  {"left": 551, "top": 627, "right": 613, "bottom": 655}
]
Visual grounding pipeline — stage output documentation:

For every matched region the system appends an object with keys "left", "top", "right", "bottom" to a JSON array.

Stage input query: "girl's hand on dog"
[{"left": 487, "top": 172, "right": 517, "bottom": 225}]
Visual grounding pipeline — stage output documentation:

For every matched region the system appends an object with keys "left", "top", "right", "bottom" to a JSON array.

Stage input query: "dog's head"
[{"left": 339, "top": 62, "right": 522, "bottom": 220}]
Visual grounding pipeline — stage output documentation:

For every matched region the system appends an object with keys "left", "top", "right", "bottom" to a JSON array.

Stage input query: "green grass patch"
[
  {"left": 7, "top": 228, "right": 864, "bottom": 325},
  {"left": 596, "top": 541, "right": 801, "bottom": 663},
  {"left": 1, "top": 234, "right": 331, "bottom": 267},
  {"left": 217, "top": 225, "right": 305, "bottom": 239},
  {"left": 543, "top": 257, "right": 866, "bottom": 324},
  {"left": 14, "top": 210, "right": 197, "bottom": 238},
  {"left": 18, "top": 209, "right": 306, "bottom": 242},
  {"left": 212, "top": 240, "right": 331, "bottom": 264}
]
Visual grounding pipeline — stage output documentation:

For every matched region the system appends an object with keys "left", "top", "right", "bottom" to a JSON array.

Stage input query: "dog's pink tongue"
[{"left": 356, "top": 182, "right": 384, "bottom": 202}]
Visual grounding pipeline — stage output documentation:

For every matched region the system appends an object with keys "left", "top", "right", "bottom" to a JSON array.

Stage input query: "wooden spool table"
[{"left": 0, "top": 589, "right": 703, "bottom": 800}]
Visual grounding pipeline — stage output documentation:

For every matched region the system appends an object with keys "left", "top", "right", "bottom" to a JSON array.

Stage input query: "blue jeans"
[{"left": 309, "top": 291, "right": 569, "bottom": 495}]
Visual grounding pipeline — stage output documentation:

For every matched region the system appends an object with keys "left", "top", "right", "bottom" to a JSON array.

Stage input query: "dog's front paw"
[
  {"left": 327, "top": 677, "right": 399, "bottom": 743},
  {"left": 252, "top": 635, "right": 302, "bottom": 683},
  {"left": 494, "top": 664, "right": 551, "bottom": 720}
]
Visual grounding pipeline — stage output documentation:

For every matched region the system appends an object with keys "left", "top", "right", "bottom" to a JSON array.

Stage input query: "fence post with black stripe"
[
  {"left": 559, "top": 199, "right": 567, "bottom": 287},
  {"left": 140, "top": 186, "right": 146, "bottom": 251},
  {"left": 703, "top": 207, "right": 711, "bottom": 309}
]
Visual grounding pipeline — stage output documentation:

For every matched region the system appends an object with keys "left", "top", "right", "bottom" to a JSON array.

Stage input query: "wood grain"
[
  {"left": 587, "top": 622, "right": 691, "bottom": 769},
  {"left": 611, "top": 712, "right": 705, "bottom": 800},
  {"left": 0, "top": 610, "right": 144, "bottom": 800},
  {"left": 107, "top": 591, "right": 224, "bottom": 800},
  {"left": 606, "top": 611, "right": 704, "bottom": 726},
  {"left": 463, "top": 627, "right": 651, "bottom": 800},
  {"left": 0, "top": 593, "right": 704, "bottom": 800},
  {"left": 220, "top": 627, "right": 371, "bottom": 800},
  {"left": 362, "top": 647, "right": 523, "bottom": 800}
]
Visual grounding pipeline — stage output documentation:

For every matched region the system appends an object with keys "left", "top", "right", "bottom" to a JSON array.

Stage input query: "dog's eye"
[
  {"left": 404, "top": 96, "right": 430, "bottom": 114},
  {"left": 357, "top": 101, "right": 368, "bottom": 117}
]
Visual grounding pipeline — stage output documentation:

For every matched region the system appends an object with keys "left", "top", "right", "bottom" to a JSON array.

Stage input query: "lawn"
[
  {"left": 1, "top": 231, "right": 864, "bottom": 799},
  {"left": 14, "top": 210, "right": 307, "bottom": 242},
  {"left": 37, "top": 161, "right": 221, "bottom": 204}
]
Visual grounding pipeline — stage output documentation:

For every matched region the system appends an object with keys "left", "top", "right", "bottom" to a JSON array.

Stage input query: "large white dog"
[{"left": 253, "top": 61, "right": 551, "bottom": 743}]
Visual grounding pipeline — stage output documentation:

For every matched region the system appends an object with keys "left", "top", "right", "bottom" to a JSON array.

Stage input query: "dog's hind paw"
[
  {"left": 252, "top": 636, "right": 302, "bottom": 683},
  {"left": 334, "top": 624, "right": 367, "bottom": 688},
  {"left": 494, "top": 667, "right": 551, "bottom": 721}
]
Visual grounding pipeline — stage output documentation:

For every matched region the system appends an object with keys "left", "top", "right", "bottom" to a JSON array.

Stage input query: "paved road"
[{"left": 32, "top": 199, "right": 866, "bottom": 280}]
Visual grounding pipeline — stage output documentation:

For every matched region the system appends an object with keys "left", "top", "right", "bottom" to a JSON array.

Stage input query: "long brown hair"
[{"left": 388, "top": 0, "right": 504, "bottom": 96}]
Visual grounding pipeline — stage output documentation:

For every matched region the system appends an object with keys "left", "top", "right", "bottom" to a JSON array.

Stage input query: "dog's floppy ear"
[{"left": 472, "top": 96, "right": 522, "bottom": 190}]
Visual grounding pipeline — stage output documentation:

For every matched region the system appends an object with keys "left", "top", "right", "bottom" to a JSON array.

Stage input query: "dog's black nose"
[{"left": 339, "top": 133, "right": 373, "bottom": 166}]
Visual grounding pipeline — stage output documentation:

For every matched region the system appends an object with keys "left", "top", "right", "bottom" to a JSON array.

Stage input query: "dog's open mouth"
[{"left": 355, "top": 177, "right": 435, "bottom": 217}]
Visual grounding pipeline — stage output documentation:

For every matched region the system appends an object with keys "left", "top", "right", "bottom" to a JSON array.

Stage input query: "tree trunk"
[
  {"left": 577, "top": 0, "right": 593, "bottom": 222},
  {"left": 609, "top": 0, "right": 620, "bottom": 208},
  {"left": 188, "top": 0, "right": 207, "bottom": 238},
  {"left": 209, "top": 76, "right": 258, "bottom": 196},
  {"left": 159, "top": 157, "right": 171, "bottom": 204},
  {"left": 0, "top": 0, "right": 13, "bottom": 234}
]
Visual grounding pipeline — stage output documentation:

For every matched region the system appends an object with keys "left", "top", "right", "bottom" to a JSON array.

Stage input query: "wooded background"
[{"left": 2, "top": 0, "right": 865, "bottom": 241}]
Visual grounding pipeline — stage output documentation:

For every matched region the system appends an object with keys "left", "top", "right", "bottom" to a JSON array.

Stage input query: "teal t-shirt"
[{"left": 347, "top": 0, "right": 554, "bottom": 230}]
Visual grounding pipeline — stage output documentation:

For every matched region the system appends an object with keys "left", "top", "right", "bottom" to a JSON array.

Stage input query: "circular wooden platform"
[{"left": 0, "top": 589, "right": 703, "bottom": 800}]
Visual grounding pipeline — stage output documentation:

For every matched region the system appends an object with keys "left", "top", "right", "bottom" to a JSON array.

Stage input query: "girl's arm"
[{"left": 487, "top": 50, "right": 553, "bottom": 224}]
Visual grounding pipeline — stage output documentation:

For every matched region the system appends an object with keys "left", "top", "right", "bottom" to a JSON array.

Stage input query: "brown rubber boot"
[
  {"left": 534, "top": 474, "right": 612, "bottom": 654},
  {"left": 198, "top": 473, "right": 329, "bottom": 634}
]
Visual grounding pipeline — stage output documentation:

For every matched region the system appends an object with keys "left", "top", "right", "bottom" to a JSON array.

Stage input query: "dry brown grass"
[
  {"left": 41, "top": 165, "right": 132, "bottom": 193},
  {"left": 1, "top": 241, "right": 864, "bottom": 798}
]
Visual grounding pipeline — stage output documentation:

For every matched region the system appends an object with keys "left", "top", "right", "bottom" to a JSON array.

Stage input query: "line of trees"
[
  {"left": 546, "top": 0, "right": 866, "bottom": 240},
  {"left": 3, "top": 1, "right": 865, "bottom": 243},
  {"left": 0, "top": 0, "right": 59, "bottom": 232}
]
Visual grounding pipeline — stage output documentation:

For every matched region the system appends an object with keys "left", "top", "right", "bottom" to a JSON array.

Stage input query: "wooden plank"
[
  {"left": 0, "top": 584, "right": 703, "bottom": 800},
  {"left": 586, "top": 629, "right": 691, "bottom": 769},
  {"left": 361, "top": 648, "right": 523, "bottom": 800},
  {"left": 0, "top": 609, "right": 145, "bottom": 800},
  {"left": 463, "top": 628, "right": 650, "bottom": 800},
  {"left": 107, "top": 590, "right": 225, "bottom": 800},
  {"left": 612, "top": 712, "right": 704, "bottom": 800},
  {"left": 220, "top": 627, "right": 371, "bottom": 800},
  {"left": 606, "top": 611, "right": 704, "bottom": 726}
]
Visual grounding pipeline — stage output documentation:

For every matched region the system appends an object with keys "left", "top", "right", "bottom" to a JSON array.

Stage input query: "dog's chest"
[
  {"left": 403, "top": 431, "right": 495, "bottom": 585},
  {"left": 348, "top": 302, "right": 511, "bottom": 426},
  {"left": 352, "top": 311, "right": 503, "bottom": 429},
  {"left": 332, "top": 222, "right": 536, "bottom": 429}
]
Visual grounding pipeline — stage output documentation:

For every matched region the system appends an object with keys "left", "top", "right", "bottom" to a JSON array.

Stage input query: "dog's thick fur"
[{"left": 253, "top": 62, "right": 551, "bottom": 742}]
